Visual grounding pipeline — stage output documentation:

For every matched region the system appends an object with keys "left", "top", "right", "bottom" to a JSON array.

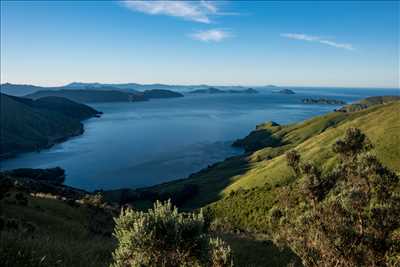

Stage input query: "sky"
[{"left": 0, "top": 1, "right": 399, "bottom": 88}]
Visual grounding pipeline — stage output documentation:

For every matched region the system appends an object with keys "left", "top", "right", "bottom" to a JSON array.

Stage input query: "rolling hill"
[{"left": 0, "top": 94, "right": 101, "bottom": 158}]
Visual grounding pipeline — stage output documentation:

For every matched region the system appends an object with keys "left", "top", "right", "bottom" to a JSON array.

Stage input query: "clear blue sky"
[{"left": 1, "top": 1, "right": 399, "bottom": 88}]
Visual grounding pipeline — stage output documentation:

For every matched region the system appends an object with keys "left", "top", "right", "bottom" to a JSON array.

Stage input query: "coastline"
[{"left": 0, "top": 115, "right": 101, "bottom": 161}]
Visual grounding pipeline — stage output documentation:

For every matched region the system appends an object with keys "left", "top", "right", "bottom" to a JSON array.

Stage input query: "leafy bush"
[
  {"left": 111, "top": 200, "right": 233, "bottom": 267},
  {"left": 271, "top": 128, "right": 400, "bottom": 266}
]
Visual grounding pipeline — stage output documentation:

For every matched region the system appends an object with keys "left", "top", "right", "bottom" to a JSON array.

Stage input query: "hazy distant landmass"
[
  {"left": 142, "top": 89, "right": 184, "bottom": 99},
  {"left": 25, "top": 89, "right": 148, "bottom": 103},
  {"left": 0, "top": 93, "right": 101, "bottom": 158},
  {"left": 0, "top": 83, "right": 58, "bottom": 96},
  {"left": 188, "top": 87, "right": 258, "bottom": 94},
  {"left": 1, "top": 82, "right": 261, "bottom": 97},
  {"left": 25, "top": 89, "right": 184, "bottom": 103},
  {"left": 273, "top": 88, "right": 295, "bottom": 94}
]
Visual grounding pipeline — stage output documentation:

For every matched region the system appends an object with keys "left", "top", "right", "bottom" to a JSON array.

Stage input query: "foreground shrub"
[
  {"left": 272, "top": 128, "right": 400, "bottom": 266},
  {"left": 111, "top": 200, "right": 233, "bottom": 267}
]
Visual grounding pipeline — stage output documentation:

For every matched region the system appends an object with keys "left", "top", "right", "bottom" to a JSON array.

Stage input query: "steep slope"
[{"left": 0, "top": 94, "right": 101, "bottom": 158}]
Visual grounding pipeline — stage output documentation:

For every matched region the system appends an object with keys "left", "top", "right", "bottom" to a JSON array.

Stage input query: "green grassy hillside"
[
  {"left": 0, "top": 94, "right": 101, "bottom": 158},
  {"left": 0, "top": 169, "right": 116, "bottom": 267},
  {"left": 109, "top": 101, "right": 400, "bottom": 212},
  {"left": 0, "top": 168, "right": 301, "bottom": 267}
]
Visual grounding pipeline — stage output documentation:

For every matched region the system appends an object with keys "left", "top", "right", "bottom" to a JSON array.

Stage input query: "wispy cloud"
[
  {"left": 121, "top": 0, "right": 219, "bottom": 24},
  {"left": 281, "top": 33, "right": 354, "bottom": 51},
  {"left": 190, "top": 29, "right": 233, "bottom": 42}
]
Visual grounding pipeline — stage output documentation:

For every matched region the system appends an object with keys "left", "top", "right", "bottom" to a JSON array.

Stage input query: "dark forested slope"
[{"left": 0, "top": 94, "right": 101, "bottom": 158}]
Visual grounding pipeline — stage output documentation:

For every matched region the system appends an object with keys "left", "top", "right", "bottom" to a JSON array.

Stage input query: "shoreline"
[{"left": 0, "top": 115, "right": 101, "bottom": 162}]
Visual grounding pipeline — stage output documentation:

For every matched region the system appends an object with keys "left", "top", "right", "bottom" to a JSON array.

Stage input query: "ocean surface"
[{"left": 1, "top": 87, "right": 398, "bottom": 190}]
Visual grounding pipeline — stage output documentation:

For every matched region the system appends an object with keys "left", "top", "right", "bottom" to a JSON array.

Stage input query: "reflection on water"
[{"left": 1, "top": 88, "right": 398, "bottom": 190}]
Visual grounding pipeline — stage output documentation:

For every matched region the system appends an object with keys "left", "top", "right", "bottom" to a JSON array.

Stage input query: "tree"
[
  {"left": 272, "top": 128, "right": 400, "bottom": 266},
  {"left": 111, "top": 200, "right": 233, "bottom": 267}
]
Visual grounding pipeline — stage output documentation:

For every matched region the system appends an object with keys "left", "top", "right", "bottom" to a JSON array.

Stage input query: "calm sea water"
[{"left": 1, "top": 87, "right": 398, "bottom": 190}]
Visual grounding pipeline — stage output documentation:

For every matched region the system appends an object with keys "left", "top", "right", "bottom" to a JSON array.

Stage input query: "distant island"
[
  {"left": 142, "top": 89, "right": 184, "bottom": 99},
  {"left": 188, "top": 87, "right": 258, "bottom": 94},
  {"left": 26, "top": 89, "right": 147, "bottom": 103},
  {"left": 273, "top": 89, "right": 295, "bottom": 94},
  {"left": 0, "top": 93, "right": 102, "bottom": 158},
  {"left": 25, "top": 89, "right": 183, "bottom": 103},
  {"left": 1, "top": 82, "right": 253, "bottom": 97},
  {"left": 302, "top": 98, "right": 346, "bottom": 105}
]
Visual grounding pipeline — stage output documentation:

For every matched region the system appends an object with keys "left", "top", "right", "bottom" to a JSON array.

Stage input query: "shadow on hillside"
[
  {"left": 221, "top": 233, "right": 303, "bottom": 267},
  {"left": 103, "top": 153, "right": 255, "bottom": 211}
]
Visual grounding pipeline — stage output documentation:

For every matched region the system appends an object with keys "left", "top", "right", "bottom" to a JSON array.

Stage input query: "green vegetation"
[
  {"left": 270, "top": 128, "right": 400, "bottom": 266},
  {"left": 337, "top": 95, "right": 400, "bottom": 112},
  {"left": 111, "top": 200, "right": 233, "bottom": 267},
  {"left": 0, "top": 170, "right": 116, "bottom": 267},
  {"left": 0, "top": 94, "right": 101, "bottom": 158}
]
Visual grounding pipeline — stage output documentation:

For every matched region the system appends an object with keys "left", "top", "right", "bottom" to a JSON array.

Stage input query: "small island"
[
  {"left": 188, "top": 87, "right": 258, "bottom": 94},
  {"left": 302, "top": 98, "right": 346, "bottom": 105},
  {"left": 273, "top": 89, "right": 295, "bottom": 94}
]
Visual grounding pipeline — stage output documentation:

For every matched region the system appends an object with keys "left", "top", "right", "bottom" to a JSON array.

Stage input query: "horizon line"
[{"left": 0, "top": 81, "right": 399, "bottom": 90}]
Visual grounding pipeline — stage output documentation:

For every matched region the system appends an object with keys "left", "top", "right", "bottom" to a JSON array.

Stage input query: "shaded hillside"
[
  {"left": 105, "top": 100, "right": 400, "bottom": 212},
  {"left": 0, "top": 168, "right": 116, "bottom": 267},
  {"left": 0, "top": 94, "right": 101, "bottom": 158}
]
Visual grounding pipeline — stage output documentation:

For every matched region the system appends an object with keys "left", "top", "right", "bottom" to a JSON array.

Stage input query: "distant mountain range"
[
  {"left": 1, "top": 82, "right": 278, "bottom": 97},
  {"left": 0, "top": 93, "right": 101, "bottom": 158}
]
